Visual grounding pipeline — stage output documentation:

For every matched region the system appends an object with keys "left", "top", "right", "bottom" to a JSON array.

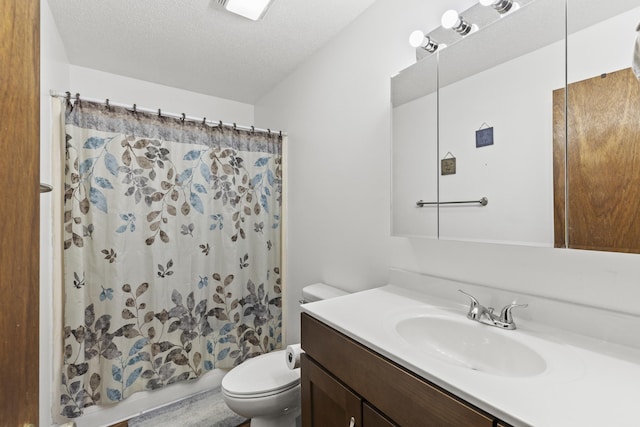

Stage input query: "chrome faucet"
[{"left": 458, "top": 290, "right": 527, "bottom": 330}]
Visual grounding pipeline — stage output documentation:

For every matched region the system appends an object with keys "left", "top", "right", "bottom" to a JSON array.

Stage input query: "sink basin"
[{"left": 394, "top": 315, "right": 547, "bottom": 377}]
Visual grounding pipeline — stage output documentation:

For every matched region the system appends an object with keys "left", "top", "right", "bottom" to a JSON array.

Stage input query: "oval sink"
[{"left": 395, "top": 315, "right": 547, "bottom": 377}]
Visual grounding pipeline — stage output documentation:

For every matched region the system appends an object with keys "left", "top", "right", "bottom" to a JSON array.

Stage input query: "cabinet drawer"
[{"left": 301, "top": 313, "right": 494, "bottom": 427}]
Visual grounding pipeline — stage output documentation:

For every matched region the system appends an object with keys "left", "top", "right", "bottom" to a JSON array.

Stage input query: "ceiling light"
[
  {"left": 441, "top": 10, "right": 473, "bottom": 35},
  {"left": 222, "top": 0, "right": 274, "bottom": 21},
  {"left": 409, "top": 30, "right": 439, "bottom": 53}
]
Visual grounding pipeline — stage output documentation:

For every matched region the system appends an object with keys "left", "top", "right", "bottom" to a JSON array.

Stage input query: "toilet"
[{"left": 221, "top": 283, "right": 348, "bottom": 427}]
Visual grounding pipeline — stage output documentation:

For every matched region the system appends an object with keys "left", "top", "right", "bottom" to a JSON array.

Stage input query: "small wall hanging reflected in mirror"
[
  {"left": 441, "top": 152, "right": 457, "bottom": 175},
  {"left": 476, "top": 123, "right": 494, "bottom": 148}
]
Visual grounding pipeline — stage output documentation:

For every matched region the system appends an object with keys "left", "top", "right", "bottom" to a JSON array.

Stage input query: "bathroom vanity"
[
  {"left": 301, "top": 313, "right": 505, "bottom": 426},
  {"left": 300, "top": 270, "right": 640, "bottom": 426}
]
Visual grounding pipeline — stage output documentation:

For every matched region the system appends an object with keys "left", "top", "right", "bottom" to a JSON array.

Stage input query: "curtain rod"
[{"left": 49, "top": 90, "right": 286, "bottom": 137}]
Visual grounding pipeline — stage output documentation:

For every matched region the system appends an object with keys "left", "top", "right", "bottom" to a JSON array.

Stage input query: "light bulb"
[
  {"left": 441, "top": 9, "right": 472, "bottom": 35},
  {"left": 441, "top": 10, "right": 461, "bottom": 29},
  {"left": 479, "top": 0, "right": 516, "bottom": 14},
  {"left": 409, "top": 30, "right": 439, "bottom": 52},
  {"left": 409, "top": 30, "right": 426, "bottom": 48}
]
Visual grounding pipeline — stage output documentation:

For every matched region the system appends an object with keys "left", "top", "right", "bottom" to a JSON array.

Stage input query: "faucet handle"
[
  {"left": 458, "top": 289, "right": 483, "bottom": 320},
  {"left": 458, "top": 289, "right": 479, "bottom": 309},
  {"left": 499, "top": 302, "right": 528, "bottom": 324}
]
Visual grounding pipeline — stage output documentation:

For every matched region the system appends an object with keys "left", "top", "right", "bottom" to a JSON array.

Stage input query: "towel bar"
[{"left": 416, "top": 197, "right": 488, "bottom": 207}]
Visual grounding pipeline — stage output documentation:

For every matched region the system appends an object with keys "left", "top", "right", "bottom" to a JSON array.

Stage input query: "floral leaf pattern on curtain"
[{"left": 59, "top": 101, "right": 283, "bottom": 419}]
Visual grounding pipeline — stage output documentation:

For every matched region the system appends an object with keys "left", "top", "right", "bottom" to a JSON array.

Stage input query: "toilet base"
[{"left": 250, "top": 409, "right": 300, "bottom": 427}]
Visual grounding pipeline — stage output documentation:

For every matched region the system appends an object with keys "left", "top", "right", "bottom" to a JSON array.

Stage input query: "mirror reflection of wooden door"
[
  {"left": 554, "top": 68, "right": 640, "bottom": 253},
  {"left": 0, "top": 0, "right": 40, "bottom": 426}
]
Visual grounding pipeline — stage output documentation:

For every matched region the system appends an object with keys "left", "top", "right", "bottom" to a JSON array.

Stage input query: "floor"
[{"left": 110, "top": 418, "right": 250, "bottom": 427}]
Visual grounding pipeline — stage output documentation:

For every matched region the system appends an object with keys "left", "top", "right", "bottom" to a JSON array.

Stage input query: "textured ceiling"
[{"left": 48, "top": 0, "right": 377, "bottom": 104}]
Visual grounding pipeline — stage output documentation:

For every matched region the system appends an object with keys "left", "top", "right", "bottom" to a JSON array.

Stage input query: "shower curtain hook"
[
  {"left": 181, "top": 113, "right": 186, "bottom": 122},
  {"left": 233, "top": 123, "right": 237, "bottom": 131},
  {"left": 158, "top": 109, "right": 161, "bottom": 117},
  {"left": 132, "top": 103, "right": 137, "bottom": 113},
  {"left": 202, "top": 117, "right": 207, "bottom": 125},
  {"left": 75, "top": 93, "right": 80, "bottom": 105},
  {"left": 251, "top": 125, "right": 255, "bottom": 133},
  {"left": 279, "top": 130, "right": 282, "bottom": 138},
  {"left": 219, "top": 120, "right": 223, "bottom": 128},
  {"left": 105, "top": 98, "right": 110, "bottom": 110},
  {"left": 268, "top": 129, "right": 271, "bottom": 136},
  {"left": 65, "top": 91, "right": 71, "bottom": 104}
]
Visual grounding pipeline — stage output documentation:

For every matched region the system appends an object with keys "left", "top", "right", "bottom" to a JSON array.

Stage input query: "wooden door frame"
[{"left": 0, "top": 0, "right": 40, "bottom": 425}]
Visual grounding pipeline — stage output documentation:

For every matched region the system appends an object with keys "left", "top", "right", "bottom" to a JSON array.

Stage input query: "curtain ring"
[
  {"left": 268, "top": 129, "right": 271, "bottom": 136},
  {"left": 105, "top": 98, "right": 110, "bottom": 110},
  {"left": 158, "top": 109, "right": 161, "bottom": 117},
  {"left": 132, "top": 103, "right": 137, "bottom": 113},
  {"left": 251, "top": 125, "right": 255, "bottom": 133},
  {"left": 233, "top": 123, "right": 237, "bottom": 131},
  {"left": 202, "top": 117, "right": 207, "bottom": 125},
  {"left": 181, "top": 113, "right": 186, "bottom": 122}
]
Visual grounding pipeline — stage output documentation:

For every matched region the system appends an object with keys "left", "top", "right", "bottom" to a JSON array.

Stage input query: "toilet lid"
[{"left": 222, "top": 350, "right": 300, "bottom": 397}]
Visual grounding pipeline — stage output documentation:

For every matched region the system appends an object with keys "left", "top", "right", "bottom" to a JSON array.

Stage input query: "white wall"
[
  {"left": 255, "top": 0, "right": 476, "bottom": 342},
  {"left": 67, "top": 66, "right": 254, "bottom": 125},
  {"left": 255, "top": 0, "right": 640, "bottom": 345},
  {"left": 568, "top": 5, "right": 640, "bottom": 82}
]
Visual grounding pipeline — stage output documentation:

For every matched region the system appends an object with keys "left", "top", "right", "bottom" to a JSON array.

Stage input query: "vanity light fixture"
[
  {"left": 220, "top": 0, "right": 275, "bottom": 21},
  {"left": 479, "top": 0, "right": 518, "bottom": 14},
  {"left": 441, "top": 10, "right": 473, "bottom": 35},
  {"left": 409, "top": 30, "right": 440, "bottom": 53}
]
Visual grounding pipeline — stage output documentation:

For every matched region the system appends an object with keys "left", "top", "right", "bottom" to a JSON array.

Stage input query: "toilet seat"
[{"left": 222, "top": 350, "right": 300, "bottom": 399}]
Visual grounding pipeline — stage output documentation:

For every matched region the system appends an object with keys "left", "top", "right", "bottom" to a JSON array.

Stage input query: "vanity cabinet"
[{"left": 301, "top": 313, "right": 513, "bottom": 427}]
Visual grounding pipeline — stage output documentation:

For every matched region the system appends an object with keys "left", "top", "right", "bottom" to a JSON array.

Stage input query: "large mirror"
[
  {"left": 392, "top": 0, "right": 640, "bottom": 252},
  {"left": 391, "top": 54, "right": 438, "bottom": 238}
]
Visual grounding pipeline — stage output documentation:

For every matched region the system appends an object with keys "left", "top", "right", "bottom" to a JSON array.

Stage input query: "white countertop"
[{"left": 301, "top": 284, "right": 640, "bottom": 427}]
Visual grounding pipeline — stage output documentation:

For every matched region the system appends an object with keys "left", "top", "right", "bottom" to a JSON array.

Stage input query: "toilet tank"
[{"left": 301, "top": 283, "right": 348, "bottom": 303}]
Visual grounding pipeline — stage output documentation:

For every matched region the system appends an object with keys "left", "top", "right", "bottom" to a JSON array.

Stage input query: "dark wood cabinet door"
[{"left": 301, "top": 354, "right": 361, "bottom": 427}]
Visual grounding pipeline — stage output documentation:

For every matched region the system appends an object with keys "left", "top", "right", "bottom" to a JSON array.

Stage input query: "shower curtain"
[{"left": 55, "top": 99, "right": 283, "bottom": 419}]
